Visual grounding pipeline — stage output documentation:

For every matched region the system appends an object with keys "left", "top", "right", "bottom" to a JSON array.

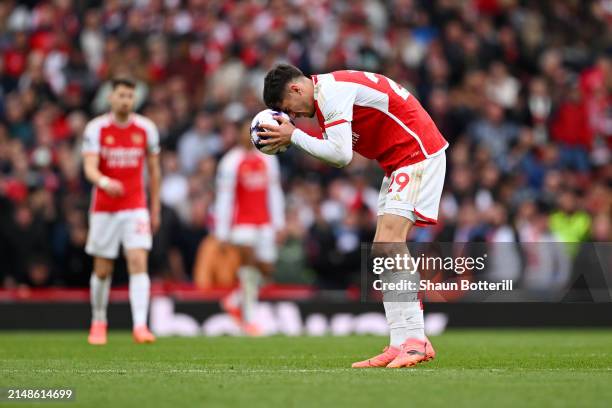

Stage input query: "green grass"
[{"left": 1, "top": 330, "right": 612, "bottom": 407}]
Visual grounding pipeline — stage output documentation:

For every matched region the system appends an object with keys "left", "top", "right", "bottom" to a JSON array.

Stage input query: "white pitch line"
[{"left": 1, "top": 368, "right": 612, "bottom": 374}]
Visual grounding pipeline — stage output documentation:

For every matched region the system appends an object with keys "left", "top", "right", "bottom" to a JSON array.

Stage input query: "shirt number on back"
[{"left": 353, "top": 71, "right": 410, "bottom": 100}]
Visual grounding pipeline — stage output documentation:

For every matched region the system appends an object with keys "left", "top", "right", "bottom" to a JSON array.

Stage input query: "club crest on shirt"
[
  {"left": 132, "top": 133, "right": 144, "bottom": 145},
  {"left": 104, "top": 135, "right": 115, "bottom": 144}
]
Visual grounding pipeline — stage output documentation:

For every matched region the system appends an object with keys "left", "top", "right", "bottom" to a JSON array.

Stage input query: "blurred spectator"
[
  {"left": 177, "top": 110, "right": 222, "bottom": 175},
  {"left": 483, "top": 202, "right": 522, "bottom": 283},
  {"left": 550, "top": 82, "right": 593, "bottom": 172},
  {"left": 518, "top": 202, "right": 571, "bottom": 291},
  {"left": 549, "top": 190, "right": 592, "bottom": 257}
]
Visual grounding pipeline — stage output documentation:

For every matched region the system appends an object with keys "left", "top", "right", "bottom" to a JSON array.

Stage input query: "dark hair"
[
  {"left": 111, "top": 78, "right": 136, "bottom": 90},
  {"left": 263, "top": 64, "right": 305, "bottom": 110}
]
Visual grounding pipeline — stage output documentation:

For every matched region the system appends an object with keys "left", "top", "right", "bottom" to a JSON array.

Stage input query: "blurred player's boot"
[
  {"left": 88, "top": 321, "right": 107, "bottom": 345},
  {"left": 241, "top": 322, "right": 263, "bottom": 337},
  {"left": 351, "top": 345, "right": 400, "bottom": 368},
  {"left": 221, "top": 290, "right": 243, "bottom": 323},
  {"left": 386, "top": 338, "right": 433, "bottom": 368},
  {"left": 133, "top": 325, "right": 156, "bottom": 343}
]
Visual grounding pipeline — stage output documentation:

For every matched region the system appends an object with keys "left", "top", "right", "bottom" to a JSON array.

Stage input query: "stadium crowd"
[{"left": 0, "top": 0, "right": 610, "bottom": 291}]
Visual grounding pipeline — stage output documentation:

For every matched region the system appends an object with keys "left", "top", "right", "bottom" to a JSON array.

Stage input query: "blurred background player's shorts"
[
  {"left": 229, "top": 225, "right": 278, "bottom": 263},
  {"left": 377, "top": 152, "right": 446, "bottom": 226},
  {"left": 85, "top": 209, "right": 152, "bottom": 259}
]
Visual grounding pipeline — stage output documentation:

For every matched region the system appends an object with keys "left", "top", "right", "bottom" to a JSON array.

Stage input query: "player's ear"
[{"left": 289, "top": 83, "right": 301, "bottom": 94}]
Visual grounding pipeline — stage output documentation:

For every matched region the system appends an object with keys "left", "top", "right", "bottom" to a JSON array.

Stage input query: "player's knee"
[
  {"left": 126, "top": 250, "right": 148, "bottom": 274},
  {"left": 94, "top": 258, "right": 113, "bottom": 279},
  {"left": 374, "top": 214, "right": 413, "bottom": 243},
  {"left": 374, "top": 224, "right": 404, "bottom": 243},
  {"left": 238, "top": 246, "right": 256, "bottom": 266}
]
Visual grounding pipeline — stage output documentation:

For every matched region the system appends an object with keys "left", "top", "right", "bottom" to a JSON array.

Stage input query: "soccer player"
[
  {"left": 215, "top": 120, "right": 285, "bottom": 336},
  {"left": 259, "top": 65, "right": 448, "bottom": 367},
  {"left": 82, "top": 78, "right": 161, "bottom": 345}
]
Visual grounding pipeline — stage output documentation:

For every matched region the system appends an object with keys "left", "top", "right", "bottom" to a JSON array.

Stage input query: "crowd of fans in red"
[{"left": 0, "top": 0, "right": 610, "bottom": 290}]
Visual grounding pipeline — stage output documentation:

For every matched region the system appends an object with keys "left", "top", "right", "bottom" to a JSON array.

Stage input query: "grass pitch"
[{"left": 1, "top": 330, "right": 612, "bottom": 407}]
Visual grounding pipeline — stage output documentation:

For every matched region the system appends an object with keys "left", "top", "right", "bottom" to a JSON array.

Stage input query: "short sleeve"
[
  {"left": 82, "top": 121, "right": 100, "bottom": 154},
  {"left": 316, "top": 80, "right": 357, "bottom": 129},
  {"left": 144, "top": 119, "right": 161, "bottom": 154}
]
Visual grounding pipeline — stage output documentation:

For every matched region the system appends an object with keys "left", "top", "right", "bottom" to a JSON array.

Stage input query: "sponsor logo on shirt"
[{"left": 101, "top": 146, "right": 143, "bottom": 168}]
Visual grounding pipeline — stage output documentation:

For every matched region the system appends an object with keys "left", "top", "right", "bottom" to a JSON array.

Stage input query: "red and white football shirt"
[
  {"left": 82, "top": 113, "right": 160, "bottom": 213},
  {"left": 312, "top": 70, "right": 448, "bottom": 175},
  {"left": 214, "top": 147, "right": 284, "bottom": 241}
]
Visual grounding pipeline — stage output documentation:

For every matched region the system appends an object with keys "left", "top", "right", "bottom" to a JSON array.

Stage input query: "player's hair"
[
  {"left": 263, "top": 64, "right": 305, "bottom": 110},
  {"left": 111, "top": 78, "right": 136, "bottom": 90}
]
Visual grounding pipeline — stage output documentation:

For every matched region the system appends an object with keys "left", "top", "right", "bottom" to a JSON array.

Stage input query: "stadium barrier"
[{"left": 1, "top": 286, "right": 611, "bottom": 332}]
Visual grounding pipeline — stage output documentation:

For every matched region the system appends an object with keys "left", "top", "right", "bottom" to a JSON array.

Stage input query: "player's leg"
[
  {"left": 385, "top": 155, "right": 446, "bottom": 368},
  {"left": 373, "top": 214, "right": 431, "bottom": 368},
  {"left": 85, "top": 211, "right": 121, "bottom": 345},
  {"left": 220, "top": 225, "right": 261, "bottom": 334},
  {"left": 352, "top": 214, "right": 420, "bottom": 367},
  {"left": 376, "top": 213, "right": 425, "bottom": 340},
  {"left": 354, "top": 156, "right": 445, "bottom": 367},
  {"left": 236, "top": 244, "right": 263, "bottom": 335},
  {"left": 123, "top": 209, "right": 155, "bottom": 343},
  {"left": 88, "top": 257, "right": 114, "bottom": 345},
  {"left": 246, "top": 226, "right": 279, "bottom": 335}
]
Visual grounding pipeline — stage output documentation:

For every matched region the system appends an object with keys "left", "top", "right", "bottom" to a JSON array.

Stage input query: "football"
[{"left": 250, "top": 109, "right": 293, "bottom": 155}]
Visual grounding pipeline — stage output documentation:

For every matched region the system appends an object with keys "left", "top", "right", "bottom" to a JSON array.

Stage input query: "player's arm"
[
  {"left": 147, "top": 153, "right": 161, "bottom": 233},
  {"left": 214, "top": 157, "right": 236, "bottom": 243},
  {"left": 258, "top": 117, "right": 353, "bottom": 167},
  {"left": 82, "top": 154, "right": 124, "bottom": 196},
  {"left": 81, "top": 122, "right": 124, "bottom": 196},
  {"left": 267, "top": 158, "right": 285, "bottom": 232},
  {"left": 145, "top": 118, "right": 162, "bottom": 233},
  {"left": 258, "top": 80, "right": 355, "bottom": 167},
  {"left": 290, "top": 121, "right": 353, "bottom": 168}
]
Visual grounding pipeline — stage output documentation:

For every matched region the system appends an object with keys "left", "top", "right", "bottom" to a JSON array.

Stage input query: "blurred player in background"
[
  {"left": 259, "top": 64, "right": 447, "bottom": 367},
  {"left": 82, "top": 79, "right": 161, "bottom": 345},
  {"left": 215, "top": 120, "right": 285, "bottom": 336}
]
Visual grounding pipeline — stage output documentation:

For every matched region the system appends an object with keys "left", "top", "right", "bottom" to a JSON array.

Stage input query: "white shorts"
[
  {"left": 377, "top": 152, "right": 446, "bottom": 226},
  {"left": 229, "top": 224, "right": 277, "bottom": 263},
  {"left": 85, "top": 208, "right": 152, "bottom": 259}
]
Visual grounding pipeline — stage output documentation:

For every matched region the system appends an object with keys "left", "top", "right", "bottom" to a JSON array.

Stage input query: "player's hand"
[
  {"left": 150, "top": 208, "right": 161, "bottom": 233},
  {"left": 257, "top": 115, "right": 295, "bottom": 150},
  {"left": 99, "top": 176, "right": 124, "bottom": 197}
]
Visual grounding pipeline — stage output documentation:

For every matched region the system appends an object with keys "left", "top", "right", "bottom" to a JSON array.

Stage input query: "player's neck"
[{"left": 110, "top": 111, "right": 132, "bottom": 125}]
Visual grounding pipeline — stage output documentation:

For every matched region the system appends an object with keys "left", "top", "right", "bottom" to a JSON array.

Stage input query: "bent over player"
[
  {"left": 82, "top": 78, "right": 161, "bottom": 345},
  {"left": 259, "top": 64, "right": 448, "bottom": 367},
  {"left": 216, "top": 120, "right": 285, "bottom": 336}
]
